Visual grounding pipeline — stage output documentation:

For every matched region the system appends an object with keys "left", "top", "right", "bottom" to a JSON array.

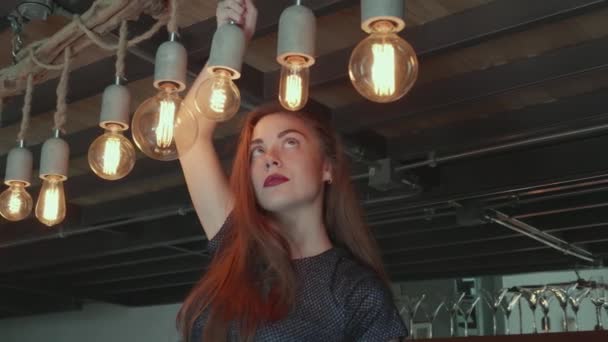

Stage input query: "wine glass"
[
  {"left": 567, "top": 285, "right": 590, "bottom": 332},
  {"left": 458, "top": 296, "right": 481, "bottom": 337},
  {"left": 420, "top": 299, "right": 445, "bottom": 339},
  {"left": 538, "top": 289, "right": 554, "bottom": 332},
  {"left": 445, "top": 292, "right": 466, "bottom": 337},
  {"left": 482, "top": 288, "right": 508, "bottom": 335},
  {"left": 550, "top": 286, "right": 570, "bottom": 332},
  {"left": 399, "top": 294, "right": 426, "bottom": 339},
  {"left": 589, "top": 276, "right": 606, "bottom": 331},
  {"left": 500, "top": 290, "right": 522, "bottom": 335},
  {"left": 521, "top": 286, "right": 546, "bottom": 334}
]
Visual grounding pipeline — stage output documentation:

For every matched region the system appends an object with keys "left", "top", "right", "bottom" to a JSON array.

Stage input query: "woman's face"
[{"left": 249, "top": 113, "right": 331, "bottom": 213}]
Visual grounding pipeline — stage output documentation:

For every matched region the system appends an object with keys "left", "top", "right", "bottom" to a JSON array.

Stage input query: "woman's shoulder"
[{"left": 331, "top": 247, "right": 390, "bottom": 298}]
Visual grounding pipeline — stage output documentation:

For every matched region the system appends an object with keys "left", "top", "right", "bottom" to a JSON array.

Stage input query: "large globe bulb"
[
  {"left": 349, "top": 23, "right": 418, "bottom": 103},
  {"left": 88, "top": 126, "right": 136, "bottom": 180},
  {"left": 132, "top": 86, "right": 198, "bottom": 161}
]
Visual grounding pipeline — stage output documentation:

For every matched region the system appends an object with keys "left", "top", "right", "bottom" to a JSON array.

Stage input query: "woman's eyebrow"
[
  {"left": 278, "top": 129, "right": 307, "bottom": 139},
  {"left": 250, "top": 129, "right": 307, "bottom": 146}
]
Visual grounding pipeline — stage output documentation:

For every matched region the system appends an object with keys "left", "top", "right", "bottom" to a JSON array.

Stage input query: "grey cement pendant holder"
[
  {"left": 99, "top": 81, "right": 131, "bottom": 131},
  {"left": 4, "top": 143, "right": 33, "bottom": 186},
  {"left": 39, "top": 130, "right": 69, "bottom": 181},
  {"left": 207, "top": 23, "right": 246, "bottom": 79},
  {"left": 153, "top": 34, "right": 187, "bottom": 92},
  {"left": 277, "top": 4, "right": 316, "bottom": 68},
  {"left": 361, "top": 0, "right": 405, "bottom": 33}
]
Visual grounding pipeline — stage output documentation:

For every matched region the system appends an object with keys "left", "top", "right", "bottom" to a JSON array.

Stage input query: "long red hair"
[{"left": 177, "top": 103, "right": 389, "bottom": 341}]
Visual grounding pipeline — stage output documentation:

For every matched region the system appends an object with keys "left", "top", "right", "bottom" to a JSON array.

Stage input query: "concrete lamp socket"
[
  {"left": 39, "top": 137, "right": 69, "bottom": 181},
  {"left": 153, "top": 40, "right": 188, "bottom": 92},
  {"left": 99, "top": 83, "right": 130, "bottom": 130},
  {"left": 361, "top": 0, "right": 406, "bottom": 33},
  {"left": 207, "top": 23, "right": 246, "bottom": 79},
  {"left": 4, "top": 146, "right": 33, "bottom": 186},
  {"left": 276, "top": 4, "right": 316, "bottom": 67}
]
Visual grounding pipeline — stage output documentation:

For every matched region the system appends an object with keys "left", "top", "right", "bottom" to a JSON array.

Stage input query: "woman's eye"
[
  {"left": 251, "top": 147, "right": 264, "bottom": 158},
  {"left": 284, "top": 138, "right": 299, "bottom": 148}
]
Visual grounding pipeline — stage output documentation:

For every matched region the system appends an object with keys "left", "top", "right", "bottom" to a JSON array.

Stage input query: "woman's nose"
[{"left": 264, "top": 150, "right": 281, "bottom": 170}]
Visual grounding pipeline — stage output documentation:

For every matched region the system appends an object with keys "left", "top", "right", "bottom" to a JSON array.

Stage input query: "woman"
[{"left": 176, "top": 1, "right": 408, "bottom": 341}]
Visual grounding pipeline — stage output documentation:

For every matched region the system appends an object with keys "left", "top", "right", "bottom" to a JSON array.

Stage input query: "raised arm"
[{"left": 176, "top": 0, "right": 257, "bottom": 240}]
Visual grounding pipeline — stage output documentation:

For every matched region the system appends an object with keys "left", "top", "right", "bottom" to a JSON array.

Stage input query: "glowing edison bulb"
[
  {"left": 35, "top": 175, "right": 66, "bottom": 227},
  {"left": 88, "top": 124, "right": 136, "bottom": 180},
  {"left": 279, "top": 56, "right": 310, "bottom": 111},
  {"left": 132, "top": 84, "right": 198, "bottom": 161},
  {"left": 194, "top": 69, "right": 241, "bottom": 122},
  {"left": 349, "top": 21, "right": 418, "bottom": 103},
  {"left": 0, "top": 181, "right": 33, "bottom": 221}
]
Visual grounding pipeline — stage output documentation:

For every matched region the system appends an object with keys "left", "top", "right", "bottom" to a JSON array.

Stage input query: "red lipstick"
[{"left": 264, "top": 174, "right": 289, "bottom": 187}]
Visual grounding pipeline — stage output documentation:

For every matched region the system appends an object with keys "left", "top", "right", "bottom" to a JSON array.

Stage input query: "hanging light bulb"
[
  {"left": 88, "top": 82, "right": 136, "bottom": 179},
  {"left": 0, "top": 182, "right": 33, "bottom": 221},
  {"left": 194, "top": 69, "right": 240, "bottom": 121},
  {"left": 88, "top": 124, "right": 135, "bottom": 180},
  {"left": 35, "top": 130, "right": 69, "bottom": 227},
  {"left": 279, "top": 56, "right": 310, "bottom": 111},
  {"left": 192, "top": 22, "right": 245, "bottom": 122},
  {"left": 131, "top": 34, "right": 198, "bottom": 161},
  {"left": 35, "top": 174, "right": 66, "bottom": 226},
  {"left": 276, "top": 2, "right": 315, "bottom": 111},
  {"left": 349, "top": 0, "right": 418, "bottom": 103},
  {"left": 0, "top": 143, "right": 33, "bottom": 221}
]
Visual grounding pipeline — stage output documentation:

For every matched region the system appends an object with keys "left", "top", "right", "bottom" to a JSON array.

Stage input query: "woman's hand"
[{"left": 216, "top": 0, "right": 258, "bottom": 41}]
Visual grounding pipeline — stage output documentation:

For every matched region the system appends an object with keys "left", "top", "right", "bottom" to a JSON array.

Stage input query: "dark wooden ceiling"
[{"left": 1, "top": 0, "right": 608, "bottom": 318}]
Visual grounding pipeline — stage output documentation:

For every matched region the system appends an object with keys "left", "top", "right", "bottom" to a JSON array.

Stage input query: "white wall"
[{"left": 0, "top": 302, "right": 182, "bottom": 342}]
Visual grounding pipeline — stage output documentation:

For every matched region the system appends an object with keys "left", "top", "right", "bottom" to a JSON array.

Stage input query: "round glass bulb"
[
  {"left": 132, "top": 85, "right": 198, "bottom": 161},
  {"left": 35, "top": 174, "right": 66, "bottom": 227},
  {"left": 88, "top": 125, "right": 136, "bottom": 180},
  {"left": 349, "top": 22, "right": 418, "bottom": 103},
  {"left": 279, "top": 56, "right": 310, "bottom": 111},
  {"left": 0, "top": 181, "right": 33, "bottom": 221},
  {"left": 194, "top": 69, "right": 241, "bottom": 122}
]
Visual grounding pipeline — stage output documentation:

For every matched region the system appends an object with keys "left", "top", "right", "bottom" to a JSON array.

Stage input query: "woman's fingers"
[
  {"left": 225, "top": 0, "right": 245, "bottom": 16},
  {"left": 217, "top": 1, "right": 245, "bottom": 26}
]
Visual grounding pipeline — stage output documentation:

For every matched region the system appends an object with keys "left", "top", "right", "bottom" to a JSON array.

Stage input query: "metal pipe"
[
  {"left": 486, "top": 209, "right": 595, "bottom": 263},
  {"left": 350, "top": 122, "right": 608, "bottom": 181},
  {"left": 366, "top": 172, "right": 608, "bottom": 221},
  {"left": 0, "top": 206, "right": 196, "bottom": 249},
  {"left": 395, "top": 122, "right": 608, "bottom": 172},
  {"left": 362, "top": 187, "right": 422, "bottom": 206}
]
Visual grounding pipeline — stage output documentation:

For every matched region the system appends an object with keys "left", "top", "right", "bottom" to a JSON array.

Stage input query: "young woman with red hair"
[{"left": 176, "top": 1, "right": 408, "bottom": 341}]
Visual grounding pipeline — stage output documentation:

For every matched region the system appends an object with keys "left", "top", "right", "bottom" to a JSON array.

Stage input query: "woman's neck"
[{"left": 273, "top": 205, "right": 333, "bottom": 259}]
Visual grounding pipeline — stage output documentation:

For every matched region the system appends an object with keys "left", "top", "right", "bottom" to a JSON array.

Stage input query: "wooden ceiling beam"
[
  {"left": 387, "top": 87, "right": 608, "bottom": 161},
  {"left": 333, "top": 35, "right": 608, "bottom": 133},
  {"left": 0, "top": 0, "right": 358, "bottom": 128},
  {"left": 0, "top": 212, "right": 203, "bottom": 273},
  {"left": 264, "top": 0, "right": 608, "bottom": 97},
  {"left": 0, "top": 285, "right": 83, "bottom": 316}
]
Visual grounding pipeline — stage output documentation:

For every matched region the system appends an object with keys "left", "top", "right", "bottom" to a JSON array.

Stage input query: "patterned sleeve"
[
  {"left": 205, "top": 213, "right": 233, "bottom": 256},
  {"left": 344, "top": 275, "right": 409, "bottom": 341}
]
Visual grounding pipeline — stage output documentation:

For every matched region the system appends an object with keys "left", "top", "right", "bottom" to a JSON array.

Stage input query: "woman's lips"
[{"left": 264, "top": 174, "right": 290, "bottom": 187}]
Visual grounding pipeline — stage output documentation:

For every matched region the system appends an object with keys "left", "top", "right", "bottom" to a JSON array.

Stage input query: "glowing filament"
[
  {"left": 371, "top": 43, "right": 396, "bottom": 96},
  {"left": 210, "top": 88, "right": 227, "bottom": 113},
  {"left": 102, "top": 135, "right": 122, "bottom": 175},
  {"left": 285, "top": 73, "right": 303, "bottom": 109},
  {"left": 8, "top": 188, "right": 23, "bottom": 214},
  {"left": 156, "top": 99, "right": 176, "bottom": 148},
  {"left": 41, "top": 180, "right": 61, "bottom": 222}
]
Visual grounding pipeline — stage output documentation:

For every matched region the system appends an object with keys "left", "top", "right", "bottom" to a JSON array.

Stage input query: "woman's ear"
[{"left": 322, "top": 158, "right": 333, "bottom": 183}]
